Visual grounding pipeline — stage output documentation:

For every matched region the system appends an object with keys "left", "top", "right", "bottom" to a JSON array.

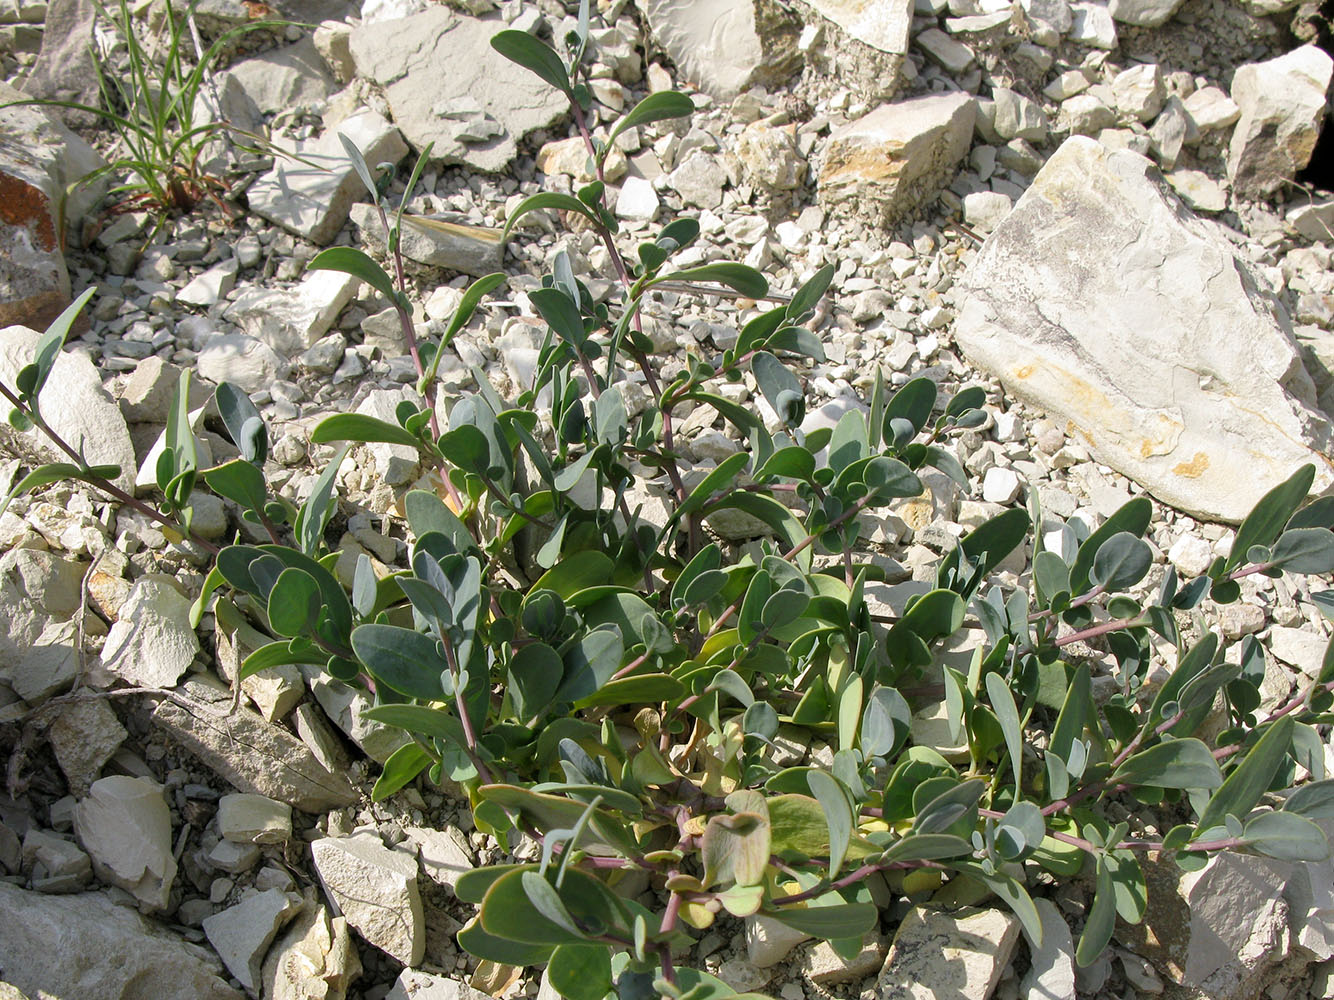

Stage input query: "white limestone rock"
[
  {"left": 218, "top": 794, "right": 293, "bottom": 845},
  {"left": 100, "top": 575, "right": 200, "bottom": 689},
  {"left": 203, "top": 888, "right": 303, "bottom": 994},
  {"left": 878, "top": 906, "right": 1020, "bottom": 1000},
  {"left": 953, "top": 137, "right": 1334, "bottom": 523},
  {"left": 643, "top": 0, "right": 800, "bottom": 100},
  {"left": 247, "top": 111, "right": 407, "bottom": 245},
  {"left": 0, "top": 881, "right": 241, "bottom": 1000},
  {"left": 0, "top": 325, "right": 137, "bottom": 494},
  {"left": 348, "top": 9, "right": 566, "bottom": 172},
  {"left": 1228, "top": 46, "right": 1334, "bottom": 199},
  {"left": 225, "top": 268, "right": 361, "bottom": 356},
  {"left": 75, "top": 775, "right": 177, "bottom": 911},
  {"left": 311, "top": 833, "right": 425, "bottom": 966},
  {"left": 819, "top": 93, "right": 975, "bottom": 225}
]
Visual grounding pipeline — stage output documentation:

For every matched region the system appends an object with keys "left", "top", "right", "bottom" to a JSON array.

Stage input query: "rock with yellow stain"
[
  {"left": 818, "top": 93, "right": 975, "bottom": 225},
  {"left": 953, "top": 136, "right": 1334, "bottom": 523}
]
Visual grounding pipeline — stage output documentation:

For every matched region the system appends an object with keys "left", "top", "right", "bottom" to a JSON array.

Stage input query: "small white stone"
[
  {"left": 218, "top": 793, "right": 293, "bottom": 845},
  {"left": 982, "top": 466, "right": 1021, "bottom": 504},
  {"left": 1167, "top": 533, "right": 1212, "bottom": 578},
  {"left": 615, "top": 176, "right": 659, "bottom": 222}
]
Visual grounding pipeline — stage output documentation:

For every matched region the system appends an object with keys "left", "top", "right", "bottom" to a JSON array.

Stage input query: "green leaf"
[
  {"left": 1269, "top": 527, "right": 1334, "bottom": 574},
  {"left": 338, "top": 131, "right": 383, "bottom": 205},
  {"left": 24, "top": 287, "right": 93, "bottom": 405},
  {"left": 1089, "top": 532, "right": 1152, "bottom": 591},
  {"left": 1112, "top": 738, "right": 1223, "bottom": 790},
  {"left": 481, "top": 869, "right": 617, "bottom": 945},
  {"left": 556, "top": 625, "right": 625, "bottom": 702},
  {"left": 884, "top": 377, "right": 937, "bottom": 437},
  {"left": 765, "top": 903, "right": 877, "bottom": 939},
  {"left": 214, "top": 382, "right": 267, "bottom": 465},
  {"left": 350, "top": 624, "right": 448, "bottom": 701},
  {"left": 985, "top": 672, "right": 1024, "bottom": 792},
  {"left": 1285, "top": 779, "right": 1334, "bottom": 820},
  {"left": 548, "top": 944, "right": 614, "bottom": 1000},
  {"left": 424, "top": 273, "right": 507, "bottom": 383},
  {"left": 237, "top": 639, "right": 328, "bottom": 681},
  {"left": 1196, "top": 716, "right": 1295, "bottom": 835},
  {"left": 755, "top": 446, "right": 816, "bottom": 483},
  {"left": 509, "top": 642, "right": 564, "bottom": 721},
  {"left": 880, "top": 833, "right": 972, "bottom": 863},
  {"left": 310, "top": 413, "right": 421, "bottom": 448},
  {"left": 607, "top": 91, "right": 694, "bottom": 149},
  {"left": 372, "top": 742, "right": 432, "bottom": 801},
  {"left": 528, "top": 551, "right": 616, "bottom": 601},
  {"left": 751, "top": 352, "right": 803, "bottom": 427},
  {"left": 656, "top": 262, "right": 768, "bottom": 299},
  {"left": 404, "top": 489, "right": 476, "bottom": 556},
  {"left": 936, "top": 508, "right": 1030, "bottom": 595},
  {"left": 572, "top": 673, "right": 684, "bottom": 708},
  {"left": 1068, "top": 497, "right": 1153, "bottom": 596},
  {"left": 531, "top": 287, "right": 589, "bottom": 351},
  {"left": 294, "top": 444, "right": 349, "bottom": 557},
  {"left": 267, "top": 567, "right": 321, "bottom": 638},
  {"left": 808, "top": 771, "right": 852, "bottom": 877},
  {"left": 1243, "top": 811, "right": 1331, "bottom": 862},
  {"left": 785, "top": 264, "right": 835, "bottom": 325},
  {"left": 362, "top": 704, "right": 468, "bottom": 745},
  {"left": 308, "top": 246, "right": 399, "bottom": 304},
  {"left": 914, "top": 780, "right": 984, "bottom": 834},
  {"left": 860, "top": 685, "right": 910, "bottom": 760},
  {"left": 675, "top": 453, "right": 751, "bottom": 523},
  {"left": 502, "top": 192, "right": 600, "bottom": 244},
  {"left": 1229, "top": 465, "right": 1315, "bottom": 571},
  {"left": 203, "top": 459, "right": 268, "bottom": 513},
  {"left": 1077, "top": 856, "right": 1116, "bottom": 967},
  {"left": 458, "top": 915, "right": 554, "bottom": 967},
  {"left": 491, "top": 30, "right": 572, "bottom": 95}
]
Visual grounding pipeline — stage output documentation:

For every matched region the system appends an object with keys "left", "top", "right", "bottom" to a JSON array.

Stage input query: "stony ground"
[{"left": 1, "top": 0, "right": 1334, "bottom": 997}]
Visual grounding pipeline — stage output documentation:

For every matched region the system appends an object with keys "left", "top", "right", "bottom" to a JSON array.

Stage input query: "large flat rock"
[
  {"left": 0, "top": 881, "right": 242, "bottom": 1000},
  {"left": 348, "top": 9, "right": 567, "bottom": 172},
  {"left": 644, "top": 0, "right": 801, "bottom": 100},
  {"left": 953, "top": 136, "right": 1334, "bottom": 523}
]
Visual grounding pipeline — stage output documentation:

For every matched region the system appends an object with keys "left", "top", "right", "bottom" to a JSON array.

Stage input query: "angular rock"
[
  {"left": 100, "top": 575, "right": 200, "bottom": 688},
  {"left": 248, "top": 111, "right": 407, "bottom": 246},
  {"left": 222, "top": 37, "right": 334, "bottom": 116},
  {"left": 0, "top": 84, "right": 102, "bottom": 329},
  {"left": 992, "top": 87, "right": 1048, "bottom": 142},
  {"left": 177, "top": 260, "right": 239, "bottom": 308},
  {"left": 48, "top": 697, "right": 127, "bottom": 795},
  {"left": 203, "top": 888, "right": 302, "bottom": 994},
  {"left": 1060, "top": 93, "right": 1117, "bottom": 135},
  {"left": 878, "top": 907, "right": 1020, "bottom": 1000},
  {"left": 916, "top": 28, "right": 974, "bottom": 74},
  {"left": 1107, "top": 0, "right": 1182, "bottom": 26},
  {"left": 349, "top": 9, "right": 566, "bottom": 172},
  {"left": 311, "top": 833, "right": 425, "bottom": 966},
  {"left": 745, "top": 914, "right": 811, "bottom": 967},
  {"left": 793, "top": 0, "right": 911, "bottom": 54},
  {"left": 1288, "top": 199, "right": 1334, "bottom": 242},
  {"left": 151, "top": 678, "right": 357, "bottom": 813},
  {"left": 197, "top": 333, "right": 286, "bottom": 394},
  {"left": 1111, "top": 63, "right": 1165, "bottom": 122},
  {"left": 0, "top": 881, "right": 241, "bottom": 1000},
  {"left": 1068, "top": 1, "right": 1116, "bottom": 47},
  {"left": 260, "top": 896, "right": 362, "bottom": 1000},
  {"left": 218, "top": 793, "right": 293, "bottom": 845},
  {"left": 225, "top": 269, "right": 360, "bottom": 356},
  {"left": 643, "top": 0, "right": 801, "bottom": 100},
  {"left": 356, "top": 388, "right": 422, "bottom": 486},
  {"left": 404, "top": 825, "right": 473, "bottom": 891},
  {"left": 20, "top": 0, "right": 98, "bottom": 121},
  {"left": 119, "top": 356, "right": 189, "bottom": 424},
  {"left": 388, "top": 969, "right": 488, "bottom": 1000},
  {"left": 1182, "top": 85, "right": 1240, "bottom": 133},
  {"left": 349, "top": 203, "right": 502, "bottom": 278},
  {"left": 1124, "top": 853, "right": 1291, "bottom": 1000},
  {"left": 14, "top": 619, "right": 80, "bottom": 703},
  {"left": 304, "top": 668, "right": 410, "bottom": 763},
  {"left": 953, "top": 137, "right": 1334, "bottom": 522},
  {"left": 22, "top": 828, "right": 91, "bottom": 891},
  {"left": 74, "top": 775, "right": 176, "bottom": 910},
  {"left": 1021, "top": 899, "right": 1077, "bottom": 1000},
  {"left": 616, "top": 176, "right": 660, "bottom": 222},
  {"left": 1267, "top": 625, "right": 1329, "bottom": 678},
  {"left": 819, "top": 93, "right": 975, "bottom": 225},
  {"left": 734, "top": 121, "right": 806, "bottom": 191},
  {"left": 669, "top": 150, "right": 727, "bottom": 209},
  {"left": 799, "top": 936, "right": 885, "bottom": 986},
  {"left": 0, "top": 326, "right": 137, "bottom": 494},
  {"left": 1228, "top": 46, "right": 1334, "bottom": 200}
]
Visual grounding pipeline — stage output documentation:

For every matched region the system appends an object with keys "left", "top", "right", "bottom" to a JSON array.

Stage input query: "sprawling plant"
[{"left": 5, "top": 13, "right": 1334, "bottom": 999}]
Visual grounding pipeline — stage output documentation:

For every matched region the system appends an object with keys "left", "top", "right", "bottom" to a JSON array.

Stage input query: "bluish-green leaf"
[
  {"left": 1089, "top": 531, "right": 1153, "bottom": 591},
  {"left": 657, "top": 262, "right": 768, "bottom": 299},
  {"left": 311, "top": 412, "right": 421, "bottom": 448},
  {"left": 985, "top": 672, "right": 1023, "bottom": 792},
  {"left": 372, "top": 742, "right": 432, "bottom": 802},
  {"left": 490, "top": 30, "right": 571, "bottom": 95},
  {"left": 1229, "top": 464, "right": 1315, "bottom": 571},
  {"left": 607, "top": 91, "right": 694, "bottom": 149},
  {"left": 1196, "top": 716, "right": 1295, "bottom": 835},
  {"left": 765, "top": 902, "right": 876, "bottom": 939},
  {"left": 308, "top": 246, "right": 399, "bottom": 304},
  {"left": 1112, "top": 738, "right": 1222, "bottom": 790},
  {"left": 808, "top": 771, "right": 852, "bottom": 876},
  {"left": 1076, "top": 855, "right": 1116, "bottom": 967},
  {"left": 1243, "top": 810, "right": 1331, "bottom": 862},
  {"left": 1269, "top": 527, "right": 1334, "bottom": 575},
  {"left": 351, "top": 624, "right": 448, "bottom": 700}
]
